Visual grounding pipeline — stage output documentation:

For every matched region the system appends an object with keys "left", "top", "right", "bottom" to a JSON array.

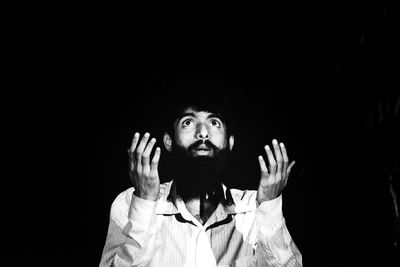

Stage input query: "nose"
[{"left": 196, "top": 123, "right": 209, "bottom": 140}]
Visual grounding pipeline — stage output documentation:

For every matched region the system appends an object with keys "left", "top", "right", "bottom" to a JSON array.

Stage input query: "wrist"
[
  {"left": 257, "top": 191, "right": 280, "bottom": 205},
  {"left": 134, "top": 190, "right": 158, "bottom": 201}
]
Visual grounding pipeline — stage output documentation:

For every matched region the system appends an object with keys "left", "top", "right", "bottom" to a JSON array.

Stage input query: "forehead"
[{"left": 176, "top": 107, "right": 224, "bottom": 121}]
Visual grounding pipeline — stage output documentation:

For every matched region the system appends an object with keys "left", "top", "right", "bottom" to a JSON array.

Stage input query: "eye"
[
  {"left": 182, "top": 118, "right": 195, "bottom": 128},
  {"left": 210, "top": 119, "right": 221, "bottom": 127}
]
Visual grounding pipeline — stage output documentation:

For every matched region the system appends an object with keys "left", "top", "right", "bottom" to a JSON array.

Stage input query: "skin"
[
  {"left": 257, "top": 140, "right": 295, "bottom": 203},
  {"left": 165, "top": 108, "right": 234, "bottom": 157},
  {"left": 128, "top": 132, "right": 161, "bottom": 201},
  {"left": 127, "top": 107, "right": 295, "bottom": 208}
]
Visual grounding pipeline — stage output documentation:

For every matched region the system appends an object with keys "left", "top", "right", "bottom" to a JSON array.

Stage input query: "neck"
[
  {"left": 184, "top": 193, "right": 220, "bottom": 225},
  {"left": 175, "top": 174, "right": 223, "bottom": 202},
  {"left": 173, "top": 177, "right": 224, "bottom": 225}
]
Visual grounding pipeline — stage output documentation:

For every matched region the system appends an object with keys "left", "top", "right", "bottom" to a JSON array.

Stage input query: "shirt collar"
[{"left": 154, "top": 180, "right": 255, "bottom": 216}]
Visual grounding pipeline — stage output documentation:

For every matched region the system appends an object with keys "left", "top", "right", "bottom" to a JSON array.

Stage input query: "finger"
[
  {"left": 150, "top": 147, "right": 161, "bottom": 173},
  {"left": 129, "top": 132, "right": 140, "bottom": 156},
  {"left": 142, "top": 138, "right": 156, "bottom": 173},
  {"left": 264, "top": 145, "right": 277, "bottom": 181},
  {"left": 258, "top": 155, "right": 269, "bottom": 176},
  {"left": 280, "top": 142, "right": 289, "bottom": 175},
  {"left": 258, "top": 155, "right": 270, "bottom": 187},
  {"left": 129, "top": 158, "right": 135, "bottom": 172},
  {"left": 287, "top": 160, "right": 296, "bottom": 176},
  {"left": 284, "top": 161, "right": 296, "bottom": 186},
  {"left": 135, "top": 132, "right": 150, "bottom": 168},
  {"left": 272, "top": 139, "right": 283, "bottom": 179}
]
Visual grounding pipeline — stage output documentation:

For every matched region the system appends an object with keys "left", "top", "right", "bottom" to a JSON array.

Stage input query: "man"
[{"left": 99, "top": 93, "right": 302, "bottom": 266}]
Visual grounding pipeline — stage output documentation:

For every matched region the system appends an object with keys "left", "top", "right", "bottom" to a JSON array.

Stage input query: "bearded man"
[{"left": 99, "top": 95, "right": 302, "bottom": 267}]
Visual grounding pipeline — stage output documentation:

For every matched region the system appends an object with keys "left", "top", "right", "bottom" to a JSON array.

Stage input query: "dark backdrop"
[{"left": 6, "top": 1, "right": 400, "bottom": 266}]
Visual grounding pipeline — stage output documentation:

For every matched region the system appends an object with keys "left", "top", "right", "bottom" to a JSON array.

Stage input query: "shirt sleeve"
[
  {"left": 99, "top": 190, "right": 160, "bottom": 267},
  {"left": 255, "top": 195, "right": 302, "bottom": 267}
]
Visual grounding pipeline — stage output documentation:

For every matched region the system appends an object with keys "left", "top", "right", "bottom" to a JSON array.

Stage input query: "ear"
[
  {"left": 228, "top": 135, "right": 235, "bottom": 151},
  {"left": 163, "top": 132, "right": 173, "bottom": 152}
]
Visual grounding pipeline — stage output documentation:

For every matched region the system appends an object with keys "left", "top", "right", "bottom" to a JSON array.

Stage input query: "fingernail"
[
  {"left": 134, "top": 132, "right": 139, "bottom": 137},
  {"left": 280, "top": 142, "right": 284, "bottom": 147},
  {"left": 272, "top": 139, "right": 278, "bottom": 145},
  {"left": 144, "top": 132, "right": 150, "bottom": 137},
  {"left": 265, "top": 145, "right": 270, "bottom": 150},
  {"left": 151, "top": 138, "right": 156, "bottom": 142}
]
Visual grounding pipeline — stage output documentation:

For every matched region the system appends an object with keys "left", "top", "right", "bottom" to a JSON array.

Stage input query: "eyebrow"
[
  {"left": 207, "top": 114, "right": 223, "bottom": 121},
  {"left": 176, "top": 112, "right": 223, "bottom": 122},
  {"left": 177, "top": 112, "right": 196, "bottom": 121}
]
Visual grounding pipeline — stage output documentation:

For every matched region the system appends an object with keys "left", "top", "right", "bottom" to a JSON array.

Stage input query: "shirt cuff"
[
  {"left": 128, "top": 193, "right": 157, "bottom": 223},
  {"left": 256, "top": 195, "right": 285, "bottom": 239},
  {"left": 257, "top": 194, "right": 283, "bottom": 218}
]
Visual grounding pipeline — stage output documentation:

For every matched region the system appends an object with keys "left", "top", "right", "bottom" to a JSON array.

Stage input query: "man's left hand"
[{"left": 256, "top": 139, "right": 295, "bottom": 204}]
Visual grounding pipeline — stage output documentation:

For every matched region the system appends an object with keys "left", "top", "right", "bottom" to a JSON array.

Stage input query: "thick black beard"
[{"left": 170, "top": 140, "right": 231, "bottom": 201}]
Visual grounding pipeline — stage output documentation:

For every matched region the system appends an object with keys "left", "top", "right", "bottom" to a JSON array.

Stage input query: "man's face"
[
  {"left": 172, "top": 107, "right": 230, "bottom": 157},
  {"left": 163, "top": 107, "right": 234, "bottom": 199}
]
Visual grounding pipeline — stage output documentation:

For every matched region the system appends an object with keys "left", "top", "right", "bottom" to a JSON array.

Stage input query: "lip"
[
  {"left": 192, "top": 149, "right": 212, "bottom": 156},
  {"left": 196, "top": 144, "right": 209, "bottom": 149},
  {"left": 192, "top": 145, "right": 212, "bottom": 153},
  {"left": 193, "top": 148, "right": 211, "bottom": 152}
]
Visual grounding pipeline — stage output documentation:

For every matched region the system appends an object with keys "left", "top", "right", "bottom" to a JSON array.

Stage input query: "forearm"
[
  {"left": 255, "top": 195, "right": 302, "bottom": 267},
  {"left": 99, "top": 192, "right": 159, "bottom": 267}
]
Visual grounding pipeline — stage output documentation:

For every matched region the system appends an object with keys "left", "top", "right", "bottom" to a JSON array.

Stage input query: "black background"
[{"left": 6, "top": 1, "right": 400, "bottom": 266}]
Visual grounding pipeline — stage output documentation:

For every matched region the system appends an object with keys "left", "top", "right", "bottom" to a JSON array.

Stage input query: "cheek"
[
  {"left": 212, "top": 133, "right": 228, "bottom": 148},
  {"left": 175, "top": 132, "right": 193, "bottom": 147}
]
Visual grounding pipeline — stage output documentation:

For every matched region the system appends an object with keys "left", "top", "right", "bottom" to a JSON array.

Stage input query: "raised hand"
[
  {"left": 128, "top": 132, "right": 161, "bottom": 201},
  {"left": 256, "top": 139, "right": 295, "bottom": 204}
]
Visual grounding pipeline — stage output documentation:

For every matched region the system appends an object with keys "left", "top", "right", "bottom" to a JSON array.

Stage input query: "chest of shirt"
[{"left": 148, "top": 212, "right": 258, "bottom": 266}]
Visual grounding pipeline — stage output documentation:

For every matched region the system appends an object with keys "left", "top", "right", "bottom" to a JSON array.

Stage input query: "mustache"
[{"left": 188, "top": 139, "right": 219, "bottom": 151}]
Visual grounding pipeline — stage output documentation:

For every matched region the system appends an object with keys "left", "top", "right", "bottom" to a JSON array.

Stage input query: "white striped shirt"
[{"left": 99, "top": 181, "right": 302, "bottom": 267}]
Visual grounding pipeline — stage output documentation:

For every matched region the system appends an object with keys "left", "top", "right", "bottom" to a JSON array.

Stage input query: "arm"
[
  {"left": 99, "top": 192, "right": 159, "bottom": 267},
  {"left": 99, "top": 132, "right": 162, "bottom": 267},
  {"left": 255, "top": 139, "right": 302, "bottom": 266},
  {"left": 255, "top": 195, "right": 302, "bottom": 266}
]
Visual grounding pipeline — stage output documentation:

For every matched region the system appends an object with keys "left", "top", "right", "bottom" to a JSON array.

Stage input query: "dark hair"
[{"left": 157, "top": 73, "right": 237, "bottom": 137}]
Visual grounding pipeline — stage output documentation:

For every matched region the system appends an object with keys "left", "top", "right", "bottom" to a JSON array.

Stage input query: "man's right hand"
[{"left": 128, "top": 132, "right": 161, "bottom": 201}]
